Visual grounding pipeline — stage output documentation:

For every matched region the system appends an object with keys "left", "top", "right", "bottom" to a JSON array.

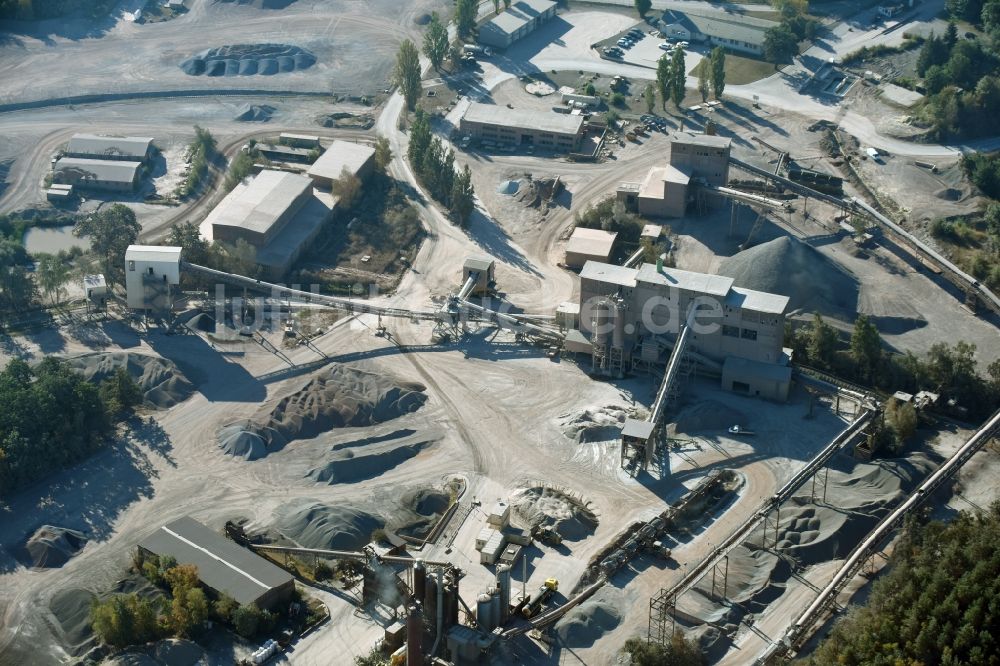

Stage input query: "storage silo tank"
[
  {"left": 489, "top": 586, "right": 501, "bottom": 628},
  {"left": 496, "top": 565, "right": 511, "bottom": 623},
  {"left": 477, "top": 593, "right": 493, "bottom": 633},
  {"left": 413, "top": 560, "right": 426, "bottom": 600},
  {"left": 423, "top": 572, "right": 438, "bottom": 620},
  {"left": 591, "top": 298, "right": 611, "bottom": 347},
  {"left": 406, "top": 603, "right": 423, "bottom": 666},
  {"left": 612, "top": 298, "right": 626, "bottom": 349},
  {"left": 443, "top": 582, "right": 459, "bottom": 629}
]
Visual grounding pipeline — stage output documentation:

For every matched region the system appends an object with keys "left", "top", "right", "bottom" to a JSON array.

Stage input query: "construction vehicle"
[
  {"left": 728, "top": 425, "right": 755, "bottom": 436},
  {"left": 649, "top": 540, "right": 672, "bottom": 559},
  {"left": 532, "top": 524, "right": 563, "bottom": 545},
  {"left": 522, "top": 578, "right": 559, "bottom": 618},
  {"left": 625, "top": 132, "right": 638, "bottom": 142}
]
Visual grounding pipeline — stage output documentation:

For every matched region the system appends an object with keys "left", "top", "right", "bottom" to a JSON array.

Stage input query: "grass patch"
[{"left": 691, "top": 53, "right": 777, "bottom": 85}]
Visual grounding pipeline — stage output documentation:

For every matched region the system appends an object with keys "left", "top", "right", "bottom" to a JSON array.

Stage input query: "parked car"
[
  {"left": 677, "top": 40, "right": 689, "bottom": 48},
  {"left": 659, "top": 42, "right": 673, "bottom": 51}
]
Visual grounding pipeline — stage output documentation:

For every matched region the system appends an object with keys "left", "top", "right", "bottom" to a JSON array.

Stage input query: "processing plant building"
[
  {"left": 53, "top": 158, "right": 142, "bottom": 192},
  {"left": 478, "top": 0, "right": 558, "bottom": 49},
  {"left": 571, "top": 260, "right": 792, "bottom": 401},
  {"left": 460, "top": 103, "right": 584, "bottom": 152},
  {"left": 139, "top": 516, "right": 294, "bottom": 610}
]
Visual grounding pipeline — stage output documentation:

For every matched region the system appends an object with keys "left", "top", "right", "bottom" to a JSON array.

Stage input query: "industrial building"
[
  {"left": 659, "top": 9, "right": 777, "bottom": 56},
  {"left": 125, "top": 245, "right": 181, "bottom": 311},
  {"left": 574, "top": 260, "right": 791, "bottom": 401},
  {"left": 65, "top": 134, "right": 155, "bottom": 163},
  {"left": 618, "top": 133, "right": 732, "bottom": 218},
  {"left": 460, "top": 103, "right": 584, "bottom": 152},
  {"left": 478, "top": 0, "right": 558, "bottom": 49},
  {"left": 53, "top": 158, "right": 142, "bottom": 192},
  {"left": 462, "top": 256, "right": 496, "bottom": 296},
  {"left": 306, "top": 140, "right": 376, "bottom": 190},
  {"left": 199, "top": 170, "right": 334, "bottom": 278},
  {"left": 564, "top": 227, "right": 617, "bottom": 268},
  {"left": 138, "top": 516, "right": 294, "bottom": 609}
]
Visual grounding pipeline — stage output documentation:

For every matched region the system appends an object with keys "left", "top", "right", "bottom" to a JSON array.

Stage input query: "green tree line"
[
  {"left": 407, "top": 110, "right": 476, "bottom": 225},
  {"left": 806, "top": 502, "right": 1000, "bottom": 665}
]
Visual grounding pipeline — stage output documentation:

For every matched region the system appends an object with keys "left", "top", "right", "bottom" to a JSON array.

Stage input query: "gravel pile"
[
  {"left": 669, "top": 400, "right": 746, "bottom": 435},
  {"left": 63, "top": 352, "right": 194, "bottom": 409},
  {"left": 510, "top": 486, "right": 598, "bottom": 541},
  {"left": 556, "top": 589, "right": 623, "bottom": 647},
  {"left": 22, "top": 525, "right": 88, "bottom": 568},
  {"left": 235, "top": 104, "right": 276, "bottom": 122},
  {"left": 275, "top": 500, "right": 384, "bottom": 551},
  {"left": 180, "top": 44, "right": 315, "bottom": 77},
  {"left": 717, "top": 236, "right": 859, "bottom": 316},
  {"left": 305, "top": 440, "right": 432, "bottom": 484},
  {"left": 48, "top": 588, "right": 96, "bottom": 657},
  {"left": 557, "top": 405, "right": 629, "bottom": 443}
]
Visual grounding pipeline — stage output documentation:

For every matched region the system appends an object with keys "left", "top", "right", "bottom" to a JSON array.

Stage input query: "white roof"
[
  {"left": 636, "top": 263, "right": 734, "bottom": 297},
  {"left": 206, "top": 170, "right": 312, "bottom": 236},
  {"left": 307, "top": 140, "right": 376, "bottom": 181},
  {"left": 483, "top": 531, "right": 506, "bottom": 554},
  {"left": 579, "top": 261, "right": 638, "bottom": 288},
  {"left": 83, "top": 274, "right": 106, "bottom": 288},
  {"left": 55, "top": 157, "right": 141, "bottom": 184},
  {"left": 641, "top": 224, "right": 664, "bottom": 239},
  {"left": 126, "top": 245, "right": 181, "bottom": 262},
  {"left": 67, "top": 134, "right": 153, "bottom": 159},
  {"left": 463, "top": 103, "right": 584, "bottom": 136},
  {"left": 566, "top": 227, "right": 617, "bottom": 258},
  {"left": 484, "top": 0, "right": 556, "bottom": 36},
  {"left": 640, "top": 164, "right": 690, "bottom": 199},
  {"left": 478, "top": 527, "right": 498, "bottom": 543},
  {"left": 671, "top": 132, "right": 732, "bottom": 150},
  {"left": 725, "top": 286, "right": 789, "bottom": 315}
]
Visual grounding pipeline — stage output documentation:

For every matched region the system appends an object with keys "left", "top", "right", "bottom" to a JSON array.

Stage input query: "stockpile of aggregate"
[
  {"left": 510, "top": 486, "right": 598, "bottom": 541},
  {"left": 180, "top": 44, "right": 315, "bottom": 77},
  {"left": 22, "top": 526, "right": 88, "bottom": 568},
  {"left": 274, "top": 499, "right": 385, "bottom": 551},
  {"left": 63, "top": 352, "right": 194, "bottom": 409}
]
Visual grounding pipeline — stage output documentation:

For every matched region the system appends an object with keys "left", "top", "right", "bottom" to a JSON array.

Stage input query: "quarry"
[{"left": 0, "top": 1, "right": 999, "bottom": 666}]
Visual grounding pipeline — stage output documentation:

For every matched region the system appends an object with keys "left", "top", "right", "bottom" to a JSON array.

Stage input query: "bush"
[
  {"left": 91, "top": 594, "right": 162, "bottom": 649},
  {"left": 584, "top": 82, "right": 596, "bottom": 96},
  {"left": 233, "top": 604, "right": 263, "bottom": 638},
  {"left": 314, "top": 561, "right": 333, "bottom": 582},
  {"left": 611, "top": 92, "right": 627, "bottom": 107}
]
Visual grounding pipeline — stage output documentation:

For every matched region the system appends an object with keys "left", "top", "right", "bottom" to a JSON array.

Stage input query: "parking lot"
[{"left": 597, "top": 23, "right": 706, "bottom": 75}]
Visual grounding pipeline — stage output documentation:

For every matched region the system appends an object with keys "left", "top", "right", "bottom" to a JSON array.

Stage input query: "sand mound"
[
  {"left": 219, "top": 364, "right": 427, "bottom": 459},
  {"left": 556, "top": 588, "right": 622, "bottom": 647},
  {"left": 23, "top": 525, "right": 88, "bottom": 568},
  {"left": 717, "top": 236, "right": 859, "bottom": 316},
  {"left": 154, "top": 638, "right": 204, "bottom": 665},
  {"left": 275, "top": 500, "right": 384, "bottom": 551},
  {"left": 180, "top": 44, "right": 315, "bottom": 77},
  {"left": 49, "top": 588, "right": 96, "bottom": 657},
  {"left": 306, "top": 440, "right": 432, "bottom": 484},
  {"left": 557, "top": 405, "right": 629, "bottom": 443},
  {"left": 669, "top": 400, "right": 746, "bottom": 435},
  {"left": 497, "top": 180, "right": 520, "bottom": 195},
  {"left": 235, "top": 104, "right": 276, "bottom": 122},
  {"left": 63, "top": 352, "right": 194, "bottom": 409},
  {"left": 511, "top": 486, "right": 598, "bottom": 541}
]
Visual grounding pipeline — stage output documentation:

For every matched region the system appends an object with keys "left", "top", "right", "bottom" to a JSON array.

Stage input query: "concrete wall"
[
  {"left": 125, "top": 257, "right": 181, "bottom": 310},
  {"left": 721, "top": 362, "right": 790, "bottom": 402},
  {"left": 460, "top": 120, "right": 581, "bottom": 152},
  {"left": 638, "top": 180, "right": 687, "bottom": 218},
  {"left": 668, "top": 141, "right": 730, "bottom": 186}
]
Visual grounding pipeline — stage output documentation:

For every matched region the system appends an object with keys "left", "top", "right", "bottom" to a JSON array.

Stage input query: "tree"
[
  {"left": 407, "top": 110, "right": 432, "bottom": 167},
  {"left": 710, "top": 47, "right": 726, "bottom": 99},
  {"left": 74, "top": 204, "right": 140, "bottom": 286},
  {"left": 850, "top": 314, "right": 882, "bottom": 380},
  {"left": 393, "top": 39, "right": 421, "bottom": 111},
  {"left": 916, "top": 34, "right": 950, "bottom": 77},
  {"left": 99, "top": 368, "right": 142, "bottom": 416},
  {"left": 212, "top": 594, "right": 239, "bottom": 623},
  {"left": 332, "top": 167, "right": 363, "bottom": 209},
  {"left": 455, "top": 0, "right": 477, "bottom": 37},
  {"left": 35, "top": 253, "right": 70, "bottom": 304},
  {"left": 669, "top": 46, "right": 686, "bottom": 108},
  {"left": 644, "top": 84, "right": 656, "bottom": 113},
  {"left": 492, "top": 0, "right": 500, "bottom": 14},
  {"left": 945, "top": 20, "right": 959, "bottom": 49},
  {"left": 233, "top": 604, "right": 263, "bottom": 638},
  {"left": 422, "top": 13, "right": 449, "bottom": 71},
  {"left": 697, "top": 62, "right": 710, "bottom": 102},
  {"left": 170, "top": 587, "right": 208, "bottom": 637},
  {"left": 166, "top": 221, "right": 209, "bottom": 267},
  {"left": 374, "top": 135, "right": 393, "bottom": 174},
  {"left": 885, "top": 398, "right": 918, "bottom": 443},
  {"left": 623, "top": 633, "right": 705, "bottom": 665},
  {"left": 91, "top": 594, "right": 161, "bottom": 649},
  {"left": 656, "top": 55, "right": 671, "bottom": 110},
  {"left": 451, "top": 165, "right": 475, "bottom": 225},
  {"left": 355, "top": 646, "right": 389, "bottom": 666},
  {"left": 634, "top": 0, "right": 652, "bottom": 17},
  {"left": 0, "top": 238, "right": 34, "bottom": 314},
  {"left": 763, "top": 24, "right": 798, "bottom": 64},
  {"left": 806, "top": 313, "right": 837, "bottom": 367}
]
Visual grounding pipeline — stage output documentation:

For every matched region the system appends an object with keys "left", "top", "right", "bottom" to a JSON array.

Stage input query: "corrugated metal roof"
[
  {"left": 139, "top": 516, "right": 292, "bottom": 607},
  {"left": 126, "top": 245, "right": 182, "bottom": 263},
  {"left": 662, "top": 9, "right": 776, "bottom": 46},
  {"left": 636, "top": 263, "right": 734, "bottom": 297},
  {"left": 206, "top": 170, "right": 312, "bottom": 235},
  {"left": 307, "top": 140, "right": 376, "bottom": 181},
  {"left": 55, "top": 158, "right": 141, "bottom": 184},
  {"left": 463, "top": 103, "right": 583, "bottom": 136},
  {"left": 67, "top": 134, "right": 153, "bottom": 159},
  {"left": 567, "top": 227, "right": 617, "bottom": 258},
  {"left": 622, "top": 418, "right": 655, "bottom": 439},
  {"left": 464, "top": 256, "right": 495, "bottom": 272},
  {"left": 483, "top": 0, "right": 556, "bottom": 36},
  {"left": 725, "top": 286, "right": 789, "bottom": 315},
  {"left": 579, "top": 261, "right": 637, "bottom": 288}
]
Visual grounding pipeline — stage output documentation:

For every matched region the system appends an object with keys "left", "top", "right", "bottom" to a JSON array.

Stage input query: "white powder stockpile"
[
  {"left": 275, "top": 500, "right": 385, "bottom": 552},
  {"left": 23, "top": 525, "right": 88, "bottom": 568},
  {"left": 557, "top": 405, "right": 629, "bottom": 443},
  {"left": 717, "top": 236, "right": 859, "bottom": 316},
  {"left": 63, "top": 352, "right": 195, "bottom": 409},
  {"left": 511, "top": 486, "right": 599, "bottom": 541}
]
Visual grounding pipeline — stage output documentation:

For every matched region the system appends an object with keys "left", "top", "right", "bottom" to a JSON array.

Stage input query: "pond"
[{"left": 22, "top": 226, "right": 90, "bottom": 255}]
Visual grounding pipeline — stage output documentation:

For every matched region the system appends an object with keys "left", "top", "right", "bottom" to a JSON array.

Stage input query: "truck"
[
  {"left": 532, "top": 524, "right": 563, "bottom": 545},
  {"left": 521, "top": 578, "right": 559, "bottom": 619}
]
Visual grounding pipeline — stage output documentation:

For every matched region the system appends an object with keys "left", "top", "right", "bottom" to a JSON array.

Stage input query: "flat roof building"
[
  {"left": 139, "top": 516, "right": 294, "bottom": 609},
  {"left": 478, "top": 0, "right": 558, "bottom": 49},
  {"left": 200, "top": 170, "right": 333, "bottom": 278},
  {"left": 660, "top": 9, "right": 777, "bottom": 56},
  {"left": 53, "top": 157, "right": 142, "bottom": 192},
  {"left": 668, "top": 133, "right": 731, "bottom": 186},
  {"left": 66, "top": 134, "right": 154, "bottom": 163},
  {"left": 565, "top": 227, "right": 618, "bottom": 268},
  {"left": 125, "top": 245, "right": 182, "bottom": 311},
  {"left": 460, "top": 103, "right": 584, "bottom": 152},
  {"left": 307, "top": 140, "right": 376, "bottom": 190}
]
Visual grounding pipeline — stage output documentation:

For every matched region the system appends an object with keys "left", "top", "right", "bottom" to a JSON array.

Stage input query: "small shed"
[
  {"left": 488, "top": 501, "right": 510, "bottom": 529},
  {"left": 565, "top": 227, "right": 617, "bottom": 268},
  {"left": 462, "top": 256, "right": 496, "bottom": 296},
  {"left": 641, "top": 224, "right": 664, "bottom": 243},
  {"left": 84, "top": 274, "right": 108, "bottom": 309},
  {"left": 556, "top": 301, "right": 580, "bottom": 330},
  {"left": 476, "top": 527, "right": 500, "bottom": 551},
  {"left": 480, "top": 531, "right": 506, "bottom": 565}
]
